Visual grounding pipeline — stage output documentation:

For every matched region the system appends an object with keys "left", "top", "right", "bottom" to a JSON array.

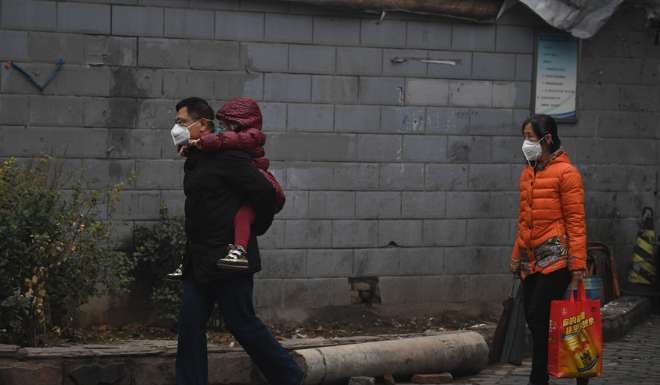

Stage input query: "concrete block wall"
[
  {"left": 575, "top": 5, "right": 660, "bottom": 276},
  {"left": 0, "top": 0, "right": 658, "bottom": 321}
]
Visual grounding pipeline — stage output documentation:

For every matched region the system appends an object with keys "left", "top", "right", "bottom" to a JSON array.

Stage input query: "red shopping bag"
[{"left": 548, "top": 280, "right": 603, "bottom": 378}]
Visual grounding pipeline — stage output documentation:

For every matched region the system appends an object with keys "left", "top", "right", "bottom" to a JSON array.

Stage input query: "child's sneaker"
[
  {"left": 166, "top": 264, "right": 184, "bottom": 280},
  {"left": 217, "top": 244, "right": 249, "bottom": 270}
]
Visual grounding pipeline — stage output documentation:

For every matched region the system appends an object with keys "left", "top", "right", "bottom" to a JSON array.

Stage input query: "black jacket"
[{"left": 182, "top": 148, "right": 276, "bottom": 284}]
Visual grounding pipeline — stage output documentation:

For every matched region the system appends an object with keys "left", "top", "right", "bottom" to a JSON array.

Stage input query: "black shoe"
[{"left": 216, "top": 244, "right": 249, "bottom": 271}]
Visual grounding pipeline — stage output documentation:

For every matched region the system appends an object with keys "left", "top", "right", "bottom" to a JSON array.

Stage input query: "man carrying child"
[{"left": 170, "top": 97, "right": 303, "bottom": 385}]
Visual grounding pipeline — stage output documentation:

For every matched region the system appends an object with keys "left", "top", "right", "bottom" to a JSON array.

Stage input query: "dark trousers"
[
  {"left": 523, "top": 269, "right": 588, "bottom": 385},
  {"left": 176, "top": 275, "right": 304, "bottom": 385}
]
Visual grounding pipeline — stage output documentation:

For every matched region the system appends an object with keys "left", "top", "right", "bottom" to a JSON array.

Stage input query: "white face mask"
[
  {"left": 521, "top": 138, "right": 543, "bottom": 161},
  {"left": 171, "top": 123, "right": 190, "bottom": 146}
]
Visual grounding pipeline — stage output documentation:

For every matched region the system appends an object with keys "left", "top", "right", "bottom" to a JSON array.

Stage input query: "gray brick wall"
[{"left": 1, "top": 0, "right": 658, "bottom": 322}]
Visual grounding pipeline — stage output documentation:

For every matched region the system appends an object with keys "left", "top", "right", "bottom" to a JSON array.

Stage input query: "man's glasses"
[{"left": 175, "top": 119, "right": 198, "bottom": 127}]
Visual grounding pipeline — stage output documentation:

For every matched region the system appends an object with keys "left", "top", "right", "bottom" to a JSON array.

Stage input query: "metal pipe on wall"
[{"left": 287, "top": 0, "right": 505, "bottom": 21}]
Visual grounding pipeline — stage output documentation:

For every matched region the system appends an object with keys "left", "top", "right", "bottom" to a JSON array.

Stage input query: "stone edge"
[{"left": 0, "top": 296, "right": 651, "bottom": 361}]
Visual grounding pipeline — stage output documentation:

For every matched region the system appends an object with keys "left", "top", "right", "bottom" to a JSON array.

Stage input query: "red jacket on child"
[{"left": 198, "top": 97, "right": 285, "bottom": 212}]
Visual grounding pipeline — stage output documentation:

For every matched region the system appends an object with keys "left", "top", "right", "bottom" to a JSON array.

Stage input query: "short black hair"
[
  {"left": 175, "top": 97, "right": 214, "bottom": 129},
  {"left": 521, "top": 114, "right": 561, "bottom": 152}
]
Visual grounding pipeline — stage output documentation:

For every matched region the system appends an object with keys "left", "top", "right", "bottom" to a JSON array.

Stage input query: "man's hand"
[{"left": 190, "top": 139, "right": 201, "bottom": 149}]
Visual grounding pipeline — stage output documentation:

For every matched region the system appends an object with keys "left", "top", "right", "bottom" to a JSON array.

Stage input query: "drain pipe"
[{"left": 294, "top": 331, "right": 489, "bottom": 385}]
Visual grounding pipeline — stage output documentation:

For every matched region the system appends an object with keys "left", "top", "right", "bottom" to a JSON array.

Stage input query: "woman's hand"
[{"left": 569, "top": 269, "right": 586, "bottom": 290}]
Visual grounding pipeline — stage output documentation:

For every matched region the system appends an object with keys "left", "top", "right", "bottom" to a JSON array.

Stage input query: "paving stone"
[{"left": 460, "top": 316, "right": 660, "bottom": 385}]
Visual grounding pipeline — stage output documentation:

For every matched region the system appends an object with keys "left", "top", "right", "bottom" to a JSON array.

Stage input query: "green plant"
[
  {"left": 0, "top": 158, "right": 135, "bottom": 346},
  {"left": 131, "top": 207, "right": 186, "bottom": 322}
]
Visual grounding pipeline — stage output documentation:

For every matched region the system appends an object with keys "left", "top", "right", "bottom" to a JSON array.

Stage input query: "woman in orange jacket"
[{"left": 510, "top": 114, "right": 588, "bottom": 385}]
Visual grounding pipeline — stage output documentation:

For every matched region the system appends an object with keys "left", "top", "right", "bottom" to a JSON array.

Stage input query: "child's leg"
[
  {"left": 258, "top": 169, "right": 286, "bottom": 213},
  {"left": 234, "top": 204, "right": 256, "bottom": 249}
]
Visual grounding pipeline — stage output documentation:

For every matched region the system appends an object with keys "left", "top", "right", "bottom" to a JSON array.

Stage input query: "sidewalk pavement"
[{"left": 454, "top": 316, "right": 660, "bottom": 385}]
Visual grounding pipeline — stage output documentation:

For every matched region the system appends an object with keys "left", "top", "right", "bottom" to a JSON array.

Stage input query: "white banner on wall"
[{"left": 533, "top": 32, "right": 579, "bottom": 122}]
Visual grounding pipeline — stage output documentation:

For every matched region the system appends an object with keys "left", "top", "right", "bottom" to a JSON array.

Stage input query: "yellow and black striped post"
[{"left": 627, "top": 208, "right": 657, "bottom": 287}]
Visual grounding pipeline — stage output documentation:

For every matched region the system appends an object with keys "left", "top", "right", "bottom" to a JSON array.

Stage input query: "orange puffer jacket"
[{"left": 511, "top": 151, "right": 587, "bottom": 275}]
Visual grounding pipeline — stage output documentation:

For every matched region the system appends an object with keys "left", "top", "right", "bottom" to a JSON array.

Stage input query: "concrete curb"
[
  {"left": 0, "top": 331, "right": 488, "bottom": 385},
  {"left": 0, "top": 297, "right": 650, "bottom": 385},
  {"left": 601, "top": 296, "right": 653, "bottom": 342}
]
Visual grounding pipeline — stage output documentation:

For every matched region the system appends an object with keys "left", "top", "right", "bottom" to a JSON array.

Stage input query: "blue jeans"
[{"left": 176, "top": 276, "right": 304, "bottom": 385}]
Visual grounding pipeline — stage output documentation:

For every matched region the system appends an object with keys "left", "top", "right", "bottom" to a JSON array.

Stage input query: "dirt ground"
[{"left": 61, "top": 307, "right": 497, "bottom": 347}]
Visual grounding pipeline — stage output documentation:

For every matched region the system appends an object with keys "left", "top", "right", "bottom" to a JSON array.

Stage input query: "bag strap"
[
  {"left": 578, "top": 279, "right": 587, "bottom": 302},
  {"left": 510, "top": 277, "right": 521, "bottom": 298},
  {"left": 568, "top": 280, "right": 587, "bottom": 303}
]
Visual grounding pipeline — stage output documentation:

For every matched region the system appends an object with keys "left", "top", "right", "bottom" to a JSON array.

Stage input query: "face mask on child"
[
  {"left": 521, "top": 138, "right": 544, "bottom": 161},
  {"left": 171, "top": 123, "right": 190, "bottom": 147}
]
